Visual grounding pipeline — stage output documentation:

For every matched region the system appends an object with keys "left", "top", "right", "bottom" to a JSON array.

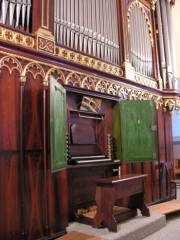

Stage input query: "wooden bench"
[{"left": 93, "top": 174, "right": 150, "bottom": 232}]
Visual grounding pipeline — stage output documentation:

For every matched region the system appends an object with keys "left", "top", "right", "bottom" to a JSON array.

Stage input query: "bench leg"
[
  {"left": 129, "top": 192, "right": 150, "bottom": 216},
  {"left": 92, "top": 186, "right": 117, "bottom": 232}
]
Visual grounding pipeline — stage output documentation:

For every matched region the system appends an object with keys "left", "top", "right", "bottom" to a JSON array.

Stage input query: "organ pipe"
[
  {"left": 128, "top": 4, "right": 153, "bottom": 77},
  {"left": 54, "top": 0, "right": 120, "bottom": 65},
  {"left": 0, "top": 0, "right": 32, "bottom": 32}
]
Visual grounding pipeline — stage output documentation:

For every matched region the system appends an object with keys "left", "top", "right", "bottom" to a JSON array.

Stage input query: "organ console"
[
  {"left": 66, "top": 92, "right": 120, "bottom": 220},
  {"left": 67, "top": 94, "right": 114, "bottom": 165}
]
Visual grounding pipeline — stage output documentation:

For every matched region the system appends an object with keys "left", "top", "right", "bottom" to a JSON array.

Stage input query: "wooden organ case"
[{"left": 0, "top": 0, "right": 179, "bottom": 239}]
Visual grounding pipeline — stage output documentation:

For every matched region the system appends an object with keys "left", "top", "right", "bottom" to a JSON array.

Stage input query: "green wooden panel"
[
  {"left": 113, "top": 100, "right": 158, "bottom": 163},
  {"left": 50, "top": 78, "right": 67, "bottom": 172}
]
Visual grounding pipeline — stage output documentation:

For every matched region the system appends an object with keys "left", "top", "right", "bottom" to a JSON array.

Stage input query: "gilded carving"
[
  {"left": 82, "top": 77, "right": 96, "bottom": 91},
  {"left": 134, "top": 74, "right": 158, "bottom": 89},
  {"left": 0, "top": 56, "right": 23, "bottom": 75},
  {"left": 23, "top": 62, "right": 46, "bottom": 81},
  {"left": 19, "top": 76, "right": 26, "bottom": 83},
  {"left": 2, "top": 50, "right": 180, "bottom": 114},
  {"left": 45, "top": 68, "right": 66, "bottom": 87},
  {"left": 150, "top": 0, "right": 158, "bottom": 11},
  {"left": 66, "top": 72, "right": 81, "bottom": 87},
  {"left": 35, "top": 28, "right": 55, "bottom": 55},
  {"left": 56, "top": 46, "right": 123, "bottom": 78},
  {"left": 0, "top": 26, "right": 123, "bottom": 78},
  {"left": 163, "top": 98, "right": 180, "bottom": 115},
  {"left": 37, "top": 36, "right": 55, "bottom": 54},
  {"left": 0, "top": 27, "right": 34, "bottom": 48}
]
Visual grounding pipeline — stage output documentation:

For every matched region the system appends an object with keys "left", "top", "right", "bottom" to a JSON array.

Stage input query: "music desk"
[{"left": 93, "top": 174, "right": 150, "bottom": 232}]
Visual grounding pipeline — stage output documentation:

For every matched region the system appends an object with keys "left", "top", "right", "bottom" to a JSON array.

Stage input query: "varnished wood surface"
[
  {"left": 95, "top": 174, "right": 148, "bottom": 184},
  {"left": 93, "top": 174, "right": 150, "bottom": 232},
  {"left": 0, "top": 0, "right": 176, "bottom": 238}
]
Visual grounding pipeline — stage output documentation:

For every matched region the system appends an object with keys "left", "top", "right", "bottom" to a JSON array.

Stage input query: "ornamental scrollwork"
[
  {"left": 0, "top": 50, "right": 174, "bottom": 114},
  {"left": 163, "top": 98, "right": 180, "bottom": 115}
]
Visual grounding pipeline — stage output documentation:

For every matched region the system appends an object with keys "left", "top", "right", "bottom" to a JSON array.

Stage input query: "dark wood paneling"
[
  {"left": 0, "top": 154, "right": 21, "bottom": 239},
  {"left": 24, "top": 153, "right": 45, "bottom": 239},
  {"left": 0, "top": 69, "right": 20, "bottom": 150},
  {"left": 48, "top": 166, "right": 68, "bottom": 234},
  {"left": 0, "top": 69, "right": 21, "bottom": 239},
  {"left": 24, "top": 74, "right": 43, "bottom": 151},
  {"left": 68, "top": 163, "right": 120, "bottom": 221},
  {"left": 0, "top": 67, "right": 68, "bottom": 239}
]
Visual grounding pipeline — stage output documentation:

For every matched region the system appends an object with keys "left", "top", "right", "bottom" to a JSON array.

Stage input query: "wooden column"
[
  {"left": 150, "top": 4, "right": 162, "bottom": 88},
  {"left": 35, "top": 0, "right": 55, "bottom": 55},
  {"left": 43, "top": 84, "right": 49, "bottom": 235},
  {"left": 19, "top": 80, "right": 25, "bottom": 239},
  {"left": 116, "top": 0, "right": 135, "bottom": 80}
]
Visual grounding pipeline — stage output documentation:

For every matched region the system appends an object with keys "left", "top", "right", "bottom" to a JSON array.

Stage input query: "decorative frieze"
[
  {"left": 0, "top": 27, "right": 34, "bottom": 48},
  {"left": 0, "top": 50, "right": 163, "bottom": 109}
]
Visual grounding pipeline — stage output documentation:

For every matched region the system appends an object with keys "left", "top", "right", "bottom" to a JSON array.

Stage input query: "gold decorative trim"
[
  {"left": 35, "top": 28, "right": 55, "bottom": 54},
  {"left": 122, "top": 61, "right": 158, "bottom": 89},
  {"left": 0, "top": 27, "right": 34, "bottom": 48},
  {"left": 0, "top": 50, "right": 163, "bottom": 109},
  {"left": 163, "top": 97, "right": 180, "bottom": 115},
  {"left": 134, "top": 73, "right": 158, "bottom": 89},
  {"left": 150, "top": 0, "right": 158, "bottom": 11},
  {"left": 2, "top": 49, "right": 179, "bottom": 114},
  {"left": 55, "top": 46, "right": 123, "bottom": 77}
]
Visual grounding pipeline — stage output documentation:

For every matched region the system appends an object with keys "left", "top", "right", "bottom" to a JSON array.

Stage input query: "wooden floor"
[
  {"left": 149, "top": 199, "right": 180, "bottom": 215},
  {"left": 57, "top": 231, "right": 102, "bottom": 240}
]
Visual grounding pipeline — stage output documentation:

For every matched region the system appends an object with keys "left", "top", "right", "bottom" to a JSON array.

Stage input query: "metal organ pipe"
[
  {"left": 128, "top": 5, "right": 153, "bottom": 77},
  {"left": 160, "top": 0, "right": 173, "bottom": 88},
  {"left": 0, "top": 0, "right": 32, "bottom": 32},
  {"left": 156, "top": 0, "right": 167, "bottom": 88},
  {"left": 54, "top": 0, "right": 120, "bottom": 65}
]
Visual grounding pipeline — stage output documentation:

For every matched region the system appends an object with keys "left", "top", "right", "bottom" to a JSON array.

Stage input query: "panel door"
[
  {"left": 50, "top": 77, "right": 67, "bottom": 171},
  {"left": 113, "top": 100, "right": 158, "bottom": 163}
]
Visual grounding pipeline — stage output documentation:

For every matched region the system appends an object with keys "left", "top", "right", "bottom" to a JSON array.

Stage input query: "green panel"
[
  {"left": 50, "top": 78, "right": 67, "bottom": 172},
  {"left": 113, "top": 103, "right": 122, "bottom": 161},
  {"left": 113, "top": 100, "right": 158, "bottom": 163}
]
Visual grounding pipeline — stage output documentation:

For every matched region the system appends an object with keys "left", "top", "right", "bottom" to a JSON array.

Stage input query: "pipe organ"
[
  {"left": 128, "top": 3, "right": 153, "bottom": 77},
  {"left": 0, "top": 0, "right": 32, "bottom": 32},
  {"left": 54, "top": 0, "right": 120, "bottom": 65}
]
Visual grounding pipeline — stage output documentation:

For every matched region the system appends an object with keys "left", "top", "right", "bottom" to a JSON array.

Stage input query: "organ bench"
[{"left": 93, "top": 174, "right": 150, "bottom": 232}]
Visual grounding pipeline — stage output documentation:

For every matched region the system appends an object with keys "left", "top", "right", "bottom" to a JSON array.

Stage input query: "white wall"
[{"left": 171, "top": 2, "right": 180, "bottom": 158}]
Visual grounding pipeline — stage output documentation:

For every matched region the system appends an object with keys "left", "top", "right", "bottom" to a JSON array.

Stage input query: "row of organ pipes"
[
  {"left": 2, "top": 0, "right": 171, "bottom": 82},
  {"left": 128, "top": 4, "right": 153, "bottom": 77},
  {"left": 0, "top": 0, "right": 32, "bottom": 32},
  {"left": 156, "top": 0, "right": 177, "bottom": 89},
  {"left": 0, "top": 0, "right": 154, "bottom": 78},
  {"left": 54, "top": 0, "right": 120, "bottom": 65}
]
